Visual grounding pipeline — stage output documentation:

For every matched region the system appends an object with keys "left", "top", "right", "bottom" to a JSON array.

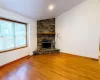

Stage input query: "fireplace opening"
[
  {"left": 42, "top": 42, "right": 51, "bottom": 48},
  {"left": 42, "top": 39, "right": 51, "bottom": 49}
]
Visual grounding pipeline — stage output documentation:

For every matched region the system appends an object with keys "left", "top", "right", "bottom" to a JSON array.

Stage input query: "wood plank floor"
[{"left": 0, "top": 53, "right": 100, "bottom": 80}]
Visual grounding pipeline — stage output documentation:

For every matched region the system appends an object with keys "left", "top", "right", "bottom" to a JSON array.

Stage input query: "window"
[{"left": 0, "top": 18, "right": 27, "bottom": 53}]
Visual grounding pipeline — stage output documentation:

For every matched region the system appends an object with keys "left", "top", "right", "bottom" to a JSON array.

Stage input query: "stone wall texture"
[{"left": 37, "top": 18, "right": 55, "bottom": 50}]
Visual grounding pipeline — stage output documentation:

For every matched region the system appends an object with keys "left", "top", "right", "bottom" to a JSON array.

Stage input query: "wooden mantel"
[{"left": 37, "top": 32, "right": 55, "bottom": 35}]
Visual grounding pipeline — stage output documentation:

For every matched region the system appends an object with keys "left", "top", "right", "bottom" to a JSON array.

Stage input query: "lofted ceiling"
[{"left": 0, "top": 0, "right": 84, "bottom": 20}]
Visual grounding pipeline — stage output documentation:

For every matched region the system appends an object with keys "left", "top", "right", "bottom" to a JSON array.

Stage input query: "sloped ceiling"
[{"left": 0, "top": 0, "right": 84, "bottom": 20}]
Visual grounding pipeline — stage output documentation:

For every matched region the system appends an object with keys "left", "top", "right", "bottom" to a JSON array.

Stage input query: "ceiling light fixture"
[{"left": 48, "top": 4, "right": 55, "bottom": 11}]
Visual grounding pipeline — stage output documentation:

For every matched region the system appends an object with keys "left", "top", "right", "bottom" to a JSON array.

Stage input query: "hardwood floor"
[{"left": 0, "top": 53, "right": 100, "bottom": 80}]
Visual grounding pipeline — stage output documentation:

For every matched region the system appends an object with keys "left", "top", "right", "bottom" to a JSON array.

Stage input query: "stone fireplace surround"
[{"left": 37, "top": 18, "right": 60, "bottom": 54}]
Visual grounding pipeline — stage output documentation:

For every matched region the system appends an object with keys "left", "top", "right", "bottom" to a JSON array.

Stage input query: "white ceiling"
[{"left": 0, "top": 0, "right": 84, "bottom": 20}]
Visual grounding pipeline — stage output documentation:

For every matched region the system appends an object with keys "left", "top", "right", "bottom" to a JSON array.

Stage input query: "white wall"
[
  {"left": 56, "top": 0, "right": 100, "bottom": 59},
  {"left": 0, "top": 8, "right": 37, "bottom": 66}
]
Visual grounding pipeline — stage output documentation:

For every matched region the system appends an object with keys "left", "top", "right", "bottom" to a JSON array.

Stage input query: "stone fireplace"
[{"left": 37, "top": 18, "right": 59, "bottom": 54}]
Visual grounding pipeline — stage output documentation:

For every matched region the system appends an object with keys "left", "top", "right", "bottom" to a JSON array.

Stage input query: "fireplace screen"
[{"left": 42, "top": 42, "right": 51, "bottom": 48}]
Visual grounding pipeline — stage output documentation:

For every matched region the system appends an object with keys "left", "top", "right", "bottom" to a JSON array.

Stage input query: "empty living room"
[{"left": 0, "top": 0, "right": 100, "bottom": 80}]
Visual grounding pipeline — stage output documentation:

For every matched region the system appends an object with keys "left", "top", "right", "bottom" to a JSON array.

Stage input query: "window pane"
[
  {"left": 0, "top": 37, "right": 5, "bottom": 51},
  {"left": 15, "top": 36, "right": 26, "bottom": 47},
  {"left": 15, "top": 23, "right": 26, "bottom": 47},
  {"left": 0, "top": 20, "right": 14, "bottom": 51},
  {"left": 15, "top": 23, "right": 26, "bottom": 36},
  {"left": 0, "top": 20, "right": 14, "bottom": 36},
  {"left": 0, "top": 36, "right": 14, "bottom": 51},
  {"left": 4, "top": 36, "right": 15, "bottom": 50}
]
